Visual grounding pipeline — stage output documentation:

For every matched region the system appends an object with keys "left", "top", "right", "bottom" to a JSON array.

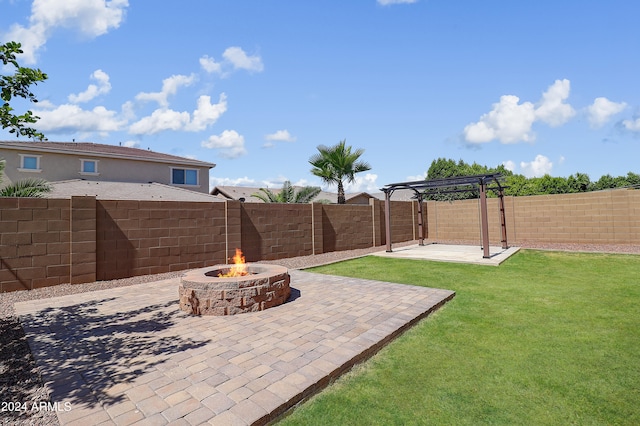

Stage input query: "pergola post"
[
  {"left": 416, "top": 196, "right": 425, "bottom": 246},
  {"left": 479, "top": 181, "right": 490, "bottom": 259},
  {"left": 498, "top": 189, "right": 508, "bottom": 249},
  {"left": 385, "top": 190, "right": 393, "bottom": 252}
]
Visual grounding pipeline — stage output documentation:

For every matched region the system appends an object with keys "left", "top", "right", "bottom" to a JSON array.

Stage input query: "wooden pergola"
[{"left": 381, "top": 173, "right": 509, "bottom": 258}]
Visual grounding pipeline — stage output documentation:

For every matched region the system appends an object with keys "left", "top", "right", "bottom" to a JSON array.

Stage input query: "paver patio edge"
[{"left": 263, "top": 289, "right": 456, "bottom": 424}]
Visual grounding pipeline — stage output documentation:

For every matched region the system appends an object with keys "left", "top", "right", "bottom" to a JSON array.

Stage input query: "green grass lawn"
[{"left": 278, "top": 249, "right": 640, "bottom": 425}]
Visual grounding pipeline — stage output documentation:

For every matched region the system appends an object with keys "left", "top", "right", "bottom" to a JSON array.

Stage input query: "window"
[
  {"left": 80, "top": 159, "right": 99, "bottom": 175},
  {"left": 171, "top": 168, "right": 198, "bottom": 185},
  {"left": 18, "top": 154, "right": 41, "bottom": 172}
]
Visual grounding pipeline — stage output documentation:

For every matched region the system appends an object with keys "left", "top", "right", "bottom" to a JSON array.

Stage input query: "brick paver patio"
[{"left": 15, "top": 270, "right": 454, "bottom": 425}]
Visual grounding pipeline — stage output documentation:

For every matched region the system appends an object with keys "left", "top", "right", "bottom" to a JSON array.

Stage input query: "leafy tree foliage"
[
  {"left": 1, "top": 41, "right": 47, "bottom": 140},
  {"left": 592, "top": 172, "right": 640, "bottom": 191},
  {"left": 309, "top": 139, "right": 371, "bottom": 204},
  {"left": 425, "top": 157, "right": 512, "bottom": 200},
  {"left": 0, "top": 159, "right": 51, "bottom": 197},
  {"left": 251, "top": 180, "right": 321, "bottom": 203},
  {"left": 424, "top": 158, "right": 638, "bottom": 198},
  {"left": 567, "top": 172, "right": 592, "bottom": 193}
]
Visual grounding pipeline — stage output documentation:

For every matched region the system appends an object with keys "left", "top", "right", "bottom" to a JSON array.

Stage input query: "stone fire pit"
[{"left": 179, "top": 264, "right": 291, "bottom": 315}]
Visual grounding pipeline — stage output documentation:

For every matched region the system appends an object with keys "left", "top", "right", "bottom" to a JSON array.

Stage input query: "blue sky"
[{"left": 2, "top": 0, "right": 639, "bottom": 193}]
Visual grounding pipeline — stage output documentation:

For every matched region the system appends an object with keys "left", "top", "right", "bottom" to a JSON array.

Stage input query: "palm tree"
[
  {"left": 251, "top": 180, "right": 321, "bottom": 203},
  {"left": 0, "top": 159, "right": 52, "bottom": 197},
  {"left": 309, "top": 139, "right": 371, "bottom": 204}
]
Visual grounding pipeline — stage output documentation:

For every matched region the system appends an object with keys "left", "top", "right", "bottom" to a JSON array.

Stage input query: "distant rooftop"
[
  {"left": 211, "top": 185, "right": 337, "bottom": 203},
  {"left": 0, "top": 141, "right": 215, "bottom": 168},
  {"left": 46, "top": 180, "right": 224, "bottom": 202}
]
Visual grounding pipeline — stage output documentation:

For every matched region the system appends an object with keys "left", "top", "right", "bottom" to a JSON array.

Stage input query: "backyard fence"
[{"left": 1, "top": 188, "right": 638, "bottom": 292}]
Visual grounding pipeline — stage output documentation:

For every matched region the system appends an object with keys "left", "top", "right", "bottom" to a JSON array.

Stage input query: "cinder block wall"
[
  {"left": 427, "top": 198, "right": 481, "bottom": 242},
  {"left": 3, "top": 189, "right": 639, "bottom": 293},
  {"left": 0, "top": 198, "right": 71, "bottom": 292},
  {"left": 321, "top": 204, "right": 375, "bottom": 252},
  {"left": 389, "top": 200, "right": 422, "bottom": 243},
  {"left": 71, "top": 196, "right": 96, "bottom": 284},
  {"left": 425, "top": 189, "right": 640, "bottom": 245},
  {"left": 370, "top": 199, "right": 385, "bottom": 247},
  {"left": 240, "top": 203, "right": 313, "bottom": 261},
  {"left": 96, "top": 200, "right": 227, "bottom": 280},
  {"left": 510, "top": 190, "right": 640, "bottom": 244}
]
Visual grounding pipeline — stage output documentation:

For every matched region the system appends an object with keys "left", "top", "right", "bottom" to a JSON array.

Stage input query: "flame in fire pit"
[{"left": 218, "top": 248, "right": 248, "bottom": 277}]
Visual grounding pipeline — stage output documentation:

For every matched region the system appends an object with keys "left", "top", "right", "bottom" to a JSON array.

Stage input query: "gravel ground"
[{"left": 1, "top": 241, "right": 638, "bottom": 425}]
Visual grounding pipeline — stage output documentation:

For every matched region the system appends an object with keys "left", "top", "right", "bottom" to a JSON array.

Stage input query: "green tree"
[
  {"left": 426, "top": 158, "right": 512, "bottom": 181},
  {"left": 309, "top": 139, "right": 371, "bottom": 204},
  {"left": 0, "top": 159, "right": 51, "bottom": 197},
  {"left": 593, "top": 172, "right": 640, "bottom": 190},
  {"left": 426, "top": 158, "right": 460, "bottom": 180},
  {"left": 567, "top": 172, "right": 591, "bottom": 193},
  {"left": 536, "top": 174, "right": 570, "bottom": 195},
  {"left": 504, "top": 174, "right": 536, "bottom": 196},
  {"left": 425, "top": 158, "right": 639, "bottom": 197},
  {"left": 593, "top": 174, "right": 623, "bottom": 191},
  {"left": 251, "top": 180, "right": 321, "bottom": 203},
  {"left": 425, "top": 158, "right": 511, "bottom": 200},
  {"left": 625, "top": 172, "right": 640, "bottom": 187},
  {"left": 1, "top": 41, "right": 47, "bottom": 140}
]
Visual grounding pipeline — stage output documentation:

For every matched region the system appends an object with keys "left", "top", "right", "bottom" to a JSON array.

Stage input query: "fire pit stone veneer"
[{"left": 179, "top": 264, "right": 291, "bottom": 315}]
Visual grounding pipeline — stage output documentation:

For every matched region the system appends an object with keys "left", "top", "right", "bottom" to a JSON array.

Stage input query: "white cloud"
[
  {"left": 587, "top": 97, "right": 627, "bottom": 128},
  {"left": 406, "top": 173, "right": 427, "bottom": 181},
  {"left": 33, "top": 103, "right": 127, "bottom": 134},
  {"left": 463, "top": 95, "right": 536, "bottom": 144},
  {"left": 623, "top": 117, "right": 640, "bottom": 132},
  {"left": 3, "top": 23, "right": 47, "bottom": 64},
  {"left": 259, "top": 177, "right": 289, "bottom": 188},
  {"left": 185, "top": 94, "right": 228, "bottom": 131},
  {"left": 3, "top": 0, "right": 129, "bottom": 64},
  {"left": 135, "top": 74, "right": 196, "bottom": 108},
  {"left": 534, "top": 79, "right": 575, "bottom": 126},
  {"left": 201, "top": 130, "right": 247, "bottom": 159},
  {"left": 463, "top": 79, "right": 576, "bottom": 144},
  {"left": 502, "top": 160, "right": 516, "bottom": 172},
  {"left": 378, "top": 0, "right": 418, "bottom": 5},
  {"left": 68, "top": 69, "right": 111, "bottom": 103},
  {"left": 122, "top": 140, "right": 139, "bottom": 148},
  {"left": 130, "top": 93, "right": 226, "bottom": 135},
  {"left": 199, "top": 55, "right": 222, "bottom": 74},
  {"left": 222, "top": 47, "right": 264, "bottom": 72},
  {"left": 129, "top": 109, "right": 190, "bottom": 135},
  {"left": 520, "top": 155, "right": 553, "bottom": 178},
  {"left": 291, "top": 178, "right": 315, "bottom": 187},
  {"left": 34, "top": 99, "right": 56, "bottom": 109},
  {"left": 265, "top": 129, "right": 296, "bottom": 142},
  {"left": 320, "top": 173, "right": 379, "bottom": 193},
  {"left": 209, "top": 176, "right": 257, "bottom": 188},
  {"left": 200, "top": 47, "right": 264, "bottom": 77},
  {"left": 120, "top": 100, "right": 136, "bottom": 121}
]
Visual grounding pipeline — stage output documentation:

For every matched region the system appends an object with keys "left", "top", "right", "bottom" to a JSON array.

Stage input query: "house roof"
[
  {"left": 46, "top": 180, "right": 224, "bottom": 202},
  {"left": 0, "top": 141, "right": 215, "bottom": 168},
  {"left": 211, "top": 185, "right": 338, "bottom": 203}
]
